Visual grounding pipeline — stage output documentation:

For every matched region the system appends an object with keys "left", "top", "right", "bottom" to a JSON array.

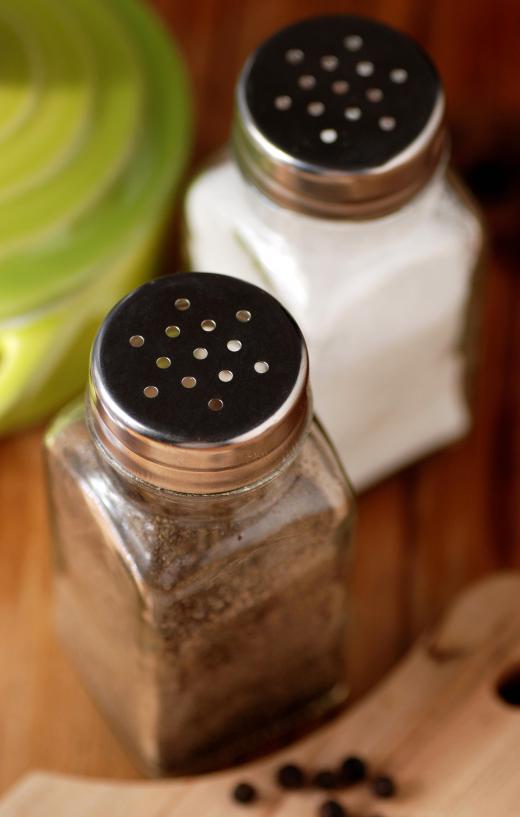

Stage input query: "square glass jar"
[{"left": 45, "top": 272, "right": 355, "bottom": 775}]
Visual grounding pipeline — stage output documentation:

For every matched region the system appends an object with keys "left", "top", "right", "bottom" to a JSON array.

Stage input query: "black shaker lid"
[
  {"left": 244, "top": 15, "right": 439, "bottom": 170},
  {"left": 89, "top": 273, "right": 309, "bottom": 493},
  {"left": 233, "top": 16, "right": 446, "bottom": 218}
]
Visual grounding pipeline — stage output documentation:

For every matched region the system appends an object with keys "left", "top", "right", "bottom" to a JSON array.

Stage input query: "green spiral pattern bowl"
[{"left": 0, "top": 0, "right": 190, "bottom": 433}]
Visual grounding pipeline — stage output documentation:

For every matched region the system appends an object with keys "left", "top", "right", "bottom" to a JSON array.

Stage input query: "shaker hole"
[
  {"left": 175, "top": 298, "right": 190, "bottom": 311},
  {"left": 321, "top": 55, "right": 339, "bottom": 71},
  {"left": 285, "top": 48, "right": 304, "bottom": 65},
  {"left": 201, "top": 319, "right": 216, "bottom": 332},
  {"left": 298, "top": 74, "right": 316, "bottom": 90},
  {"left": 274, "top": 95, "right": 292, "bottom": 111},
  {"left": 345, "top": 106, "right": 362, "bottom": 121},
  {"left": 143, "top": 386, "right": 158, "bottom": 398},
  {"left": 390, "top": 68, "right": 408, "bottom": 83},
  {"left": 193, "top": 347, "right": 208, "bottom": 360},
  {"left": 379, "top": 116, "right": 396, "bottom": 131},
  {"left": 218, "top": 369, "right": 234, "bottom": 382},
  {"left": 208, "top": 398, "right": 224, "bottom": 411},
  {"left": 236, "top": 310, "right": 251, "bottom": 323},
  {"left": 156, "top": 356, "right": 171, "bottom": 369},
  {"left": 332, "top": 80, "right": 349, "bottom": 95},
  {"left": 129, "top": 335, "right": 144, "bottom": 348},
  {"left": 254, "top": 361, "right": 270, "bottom": 374},
  {"left": 356, "top": 60, "right": 374, "bottom": 77},
  {"left": 320, "top": 128, "right": 338, "bottom": 144},
  {"left": 344, "top": 34, "right": 363, "bottom": 51},
  {"left": 165, "top": 325, "right": 181, "bottom": 338},
  {"left": 496, "top": 666, "right": 520, "bottom": 707},
  {"left": 307, "top": 101, "right": 325, "bottom": 116},
  {"left": 227, "top": 339, "right": 242, "bottom": 352},
  {"left": 181, "top": 376, "right": 197, "bottom": 389},
  {"left": 366, "top": 87, "right": 383, "bottom": 102}
]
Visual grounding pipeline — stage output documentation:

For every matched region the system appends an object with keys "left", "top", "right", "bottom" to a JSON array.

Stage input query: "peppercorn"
[
  {"left": 339, "top": 755, "right": 367, "bottom": 785},
  {"left": 371, "top": 774, "right": 396, "bottom": 798},
  {"left": 312, "top": 770, "right": 338, "bottom": 790},
  {"left": 276, "top": 763, "right": 306, "bottom": 789},
  {"left": 318, "top": 799, "right": 347, "bottom": 817},
  {"left": 232, "top": 782, "right": 258, "bottom": 804}
]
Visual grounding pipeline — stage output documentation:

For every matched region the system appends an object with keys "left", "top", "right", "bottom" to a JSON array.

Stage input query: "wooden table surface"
[{"left": 0, "top": 0, "right": 519, "bottom": 799}]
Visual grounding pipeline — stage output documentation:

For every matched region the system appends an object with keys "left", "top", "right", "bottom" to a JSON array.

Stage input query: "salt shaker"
[
  {"left": 184, "top": 16, "right": 486, "bottom": 489},
  {"left": 45, "top": 272, "right": 354, "bottom": 775}
]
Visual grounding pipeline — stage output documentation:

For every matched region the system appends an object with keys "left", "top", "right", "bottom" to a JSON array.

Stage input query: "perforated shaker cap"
[
  {"left": 88, "top": 273, "right": 310, "bottom": 494},
  {"left": 233, "top": 15, "right": 447, "bottom": 219}
]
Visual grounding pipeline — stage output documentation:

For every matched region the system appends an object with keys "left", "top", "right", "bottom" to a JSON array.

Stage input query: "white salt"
[{"left": 184, "top": 158, "right": 484, "bottom": 489}]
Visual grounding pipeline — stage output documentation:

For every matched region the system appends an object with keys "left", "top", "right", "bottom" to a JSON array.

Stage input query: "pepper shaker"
[
  {"left": 184, "top": 15, "right": 486, "bottom": 489},
  {"left": 45, "top": 272, "right": 354, "bottom": 775}
]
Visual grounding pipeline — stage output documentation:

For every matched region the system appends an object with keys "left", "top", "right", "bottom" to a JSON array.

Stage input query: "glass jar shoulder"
[
  {"left": 184, "top": 149, "right": 242, "bottom": 228},
  {"left": 46, "top": 402, "right": 159, "bottom": 604},
  {"left": 444, "top": 168, "right": 487, "bottom": 252},
  {"left": 187, "top": 154, "right": 484, "bottom": 248},
  {"left": 297, "top": 417, "right": 354, "bottom": 524}
]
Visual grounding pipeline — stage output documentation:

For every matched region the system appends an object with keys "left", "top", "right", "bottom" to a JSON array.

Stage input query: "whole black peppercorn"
[
  {"left": 276, "top": 763, "right": 306, "bottom": 789},
  {"left": 232, "top": 782, "right": 258, "bottom": 804},
  {"left": 339, "top": 755, "right": 367, "bottom": 785},
  {"left": 312, "top": 769, "right": 338, "bottom": 790},
  {"left": 371, "top": 774, "right": 396, "bottom": 798},
  {"left": 319, "top": 799, "right": 347, "bottom": 817}
]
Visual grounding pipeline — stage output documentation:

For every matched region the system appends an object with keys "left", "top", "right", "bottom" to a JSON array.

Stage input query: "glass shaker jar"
[
  {"left": 184, "top": 16, "right": 486, "bottom": 490},
  {"left": 45, "top": 272, "right": 354, "bottom": 776}
]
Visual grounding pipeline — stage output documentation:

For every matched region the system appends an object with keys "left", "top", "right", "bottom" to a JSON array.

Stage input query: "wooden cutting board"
[{"left": 1, "top": 573, "right": 520, "bottom": 817}]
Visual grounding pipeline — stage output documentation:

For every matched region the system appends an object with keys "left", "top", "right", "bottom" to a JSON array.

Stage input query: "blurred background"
[{"left": 0, "top": 0, "right": 518, "bottom": 795}]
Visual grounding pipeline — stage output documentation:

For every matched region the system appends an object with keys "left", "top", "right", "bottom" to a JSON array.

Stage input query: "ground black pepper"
[{"left": 47, "top": 414, "right": 353, "bottom": 775}]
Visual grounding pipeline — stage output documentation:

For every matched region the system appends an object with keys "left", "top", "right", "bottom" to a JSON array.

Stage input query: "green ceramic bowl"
[{"left": 0, "top": 0, "right": 190, "bottom": 433}]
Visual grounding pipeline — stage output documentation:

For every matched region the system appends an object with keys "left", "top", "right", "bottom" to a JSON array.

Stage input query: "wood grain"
[
  {"left": 0, "top": 0, "right": 519, "bottom": 799},
  {"left": 2, "top": 574, "right": 520, "bottom": 816}
]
